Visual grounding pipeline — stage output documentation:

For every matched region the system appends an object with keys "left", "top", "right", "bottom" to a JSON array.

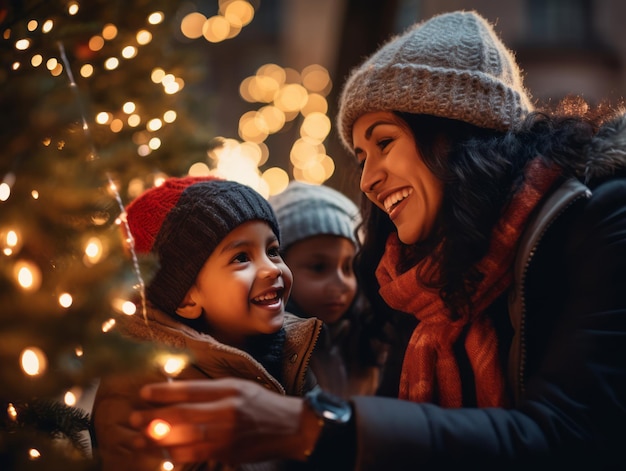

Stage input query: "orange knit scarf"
[{"left": 375, "top": 159, "right": 561, "bottom": 407}]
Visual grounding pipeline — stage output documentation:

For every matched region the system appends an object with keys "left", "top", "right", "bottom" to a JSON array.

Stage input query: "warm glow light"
[
  {"left": 239, "top": 141, "right": 263, "bottom": 165},
  {"left": 68, "top": 2, "right": 79, "bottom": 15},
  {"left": 136, "top": 30, "right": 152, "bottom": 45},
  {"left": 58, "top": 292, "right": 73, "bottom": 308},
  {"left": 301, "top": 64, "right": 331, "bottom": 94},
  {"left": 21, "top": 348, "right": 47, "bottom": 376},
  {"left": 148, "top": 11, "right": 165, "bottom": 25},
  {"left": 102, "top": 24, "right": 118, "bottom": 40},
  {"left": 15, "top": 39, "right": 30, "bottom": 50},
  {"left": 301, "top": 93, "right": 327, "bottom": 116},
  {"left": 27, "top": 20, "right": 38, "bottom": 31},
  {"left": 42, "top": 20, "right": 53, "bottom": 33},
  {"left": 300, "top": 112, "right": 331, "bottom": 141},
  {"left": 202, "top": 15, "right": 230, "bottom": 43},
  {"left": 112, "top": 298, "right": 137, "bottom": 315},
  {"left": 258, "top": 63, "right": 287, "bottom": 85},
  {"left": 84, "top": 237, "right": 103, "bottom": 264},
  {"left": 64, "top": 390, "right": 77, "bottom": 406},
  {"left": 104, "top": 57, "right": 119, "bottom": 70},
  {"left": 239, "top": 115, "right": 269, "bottom": 143},
  {"left": 96, "top": 112, "right": 111, "bottom": 124},
  {"left": 289, "top": 138, "right": 323, "bottom": 166},
  {"left": 50, "top": 63, "right": 63, "bottom": 76},
  {"left": 163, "top": 82, "right": 180, "bottom": 94},
  {"left": 102, "top": 318, "right": 116, "bottom": 332},
  {"left": 163, "top": 110, "right": 177, "bottom": 123},
  {"left": 89, "top": 36, "right": 104, "bottom": 51},
  {"left": 28, "top": 449, "right": 41, "bottom": 460},
  {"left": 5, "top": 230, "right": 18, "bottom": 248},
  {"left": 180, "top": 12, "right": 207, "bottom": 39},
  {"left": 148, "top": 419, "right": 171, "bottom": 440},
  {"left": 80, "top": 64, "right": 93, "bottom": 77},
  {"left": 31, "top": 54, "right": 42, "bottom": 67},
  {"left": 110, "top": 119, "right": 123, "bottom": 132},
  {"left": 160, "top": 355, "right": 188, "bottom": 377},
  {"left": 46, "top": 57, "right": 58, "bottom": 70},
  {"left": 122, "top": 301, "right": 137, "bottom": 315},
  {"left": 147, "top": 118, "right": 162, "bottom": 131},
  {"left": 258, "top": 105, "right": 285, "bottom": 133},
  {"left": 188, "top": 162, "right": 211, "bottom": 176},
  {"left": 122, "top": 46, "right": 137, "bottom": 59},
  {"left": 0, "top": 183, "right": 10, "bottom": 201},
  {"left": 224, "top": 0, "right": 255, "bottom": 26},
  {"left": 149, "top": 137, "right": 161, "bottom": 150},
  {"left": 128, "top": 114, "right": 141, "bottom": 127},
  {"left": 249, "top": 75, "right": 280, "bottom": 103},
  {"left": 31, "top": 190, "right": 39, "bottom": 199},
  {"left": 123, "top": 102, "right": 136, "bottom": 113},
  {"left": 137, "top": 144, "right": 151, "bottom": 157},
  {"left": 274, "top": 84, "right": 308, "bottom": 113},
  {"left": 14, "top": 260, "right": 41, "bottom": 291},
  {"left": 7, "top": 403, "right": 17, "bottom": 420},
  {"left": 151, "top": 68, "right": 165, "bottom": 83},
  {"left": 262, "top": 167, "right": 290, "bottom": 195},
  {"left": 161, "top": 461, "right": 174, "bottom": 471}
]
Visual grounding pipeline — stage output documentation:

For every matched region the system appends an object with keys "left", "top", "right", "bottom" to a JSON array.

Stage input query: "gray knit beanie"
[
  {"left": 269, "top": 181, "right": 359, "bottom": 251},
  {"left": 337, "top": 10, "right": 533, "bottom": 150},
  {"left": 125, "top": 176, "right": 280, "bottom": 315}
]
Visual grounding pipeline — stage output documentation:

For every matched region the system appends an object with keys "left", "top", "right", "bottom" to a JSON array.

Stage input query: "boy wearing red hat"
[{"left": 91, "top": 176, "right": 322, "bottom": 471}]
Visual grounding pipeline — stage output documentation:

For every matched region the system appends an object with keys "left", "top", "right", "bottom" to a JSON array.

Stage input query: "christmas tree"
[{"left": 0, "top": 0, "right": 339, "bottom": 469}]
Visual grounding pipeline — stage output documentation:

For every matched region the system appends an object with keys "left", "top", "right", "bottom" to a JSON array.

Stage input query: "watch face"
[{"left": 306, "top": 388, "right": 352, "bottom": 424}]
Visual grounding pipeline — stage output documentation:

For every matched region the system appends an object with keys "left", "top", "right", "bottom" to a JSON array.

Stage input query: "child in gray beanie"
[{"left": 270, "top": 181, "right": 386, "bottom": 397}]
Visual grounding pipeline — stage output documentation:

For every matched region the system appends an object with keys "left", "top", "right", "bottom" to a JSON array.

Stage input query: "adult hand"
[{"left": 128, "top": 377, "right": 322, "bottom": 465}]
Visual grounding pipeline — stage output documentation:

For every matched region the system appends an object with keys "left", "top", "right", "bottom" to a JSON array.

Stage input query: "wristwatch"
[
  {"left": 303, "top": 386, "right": 355, "bottom": 468},
  {"left": 304, "top": 386, "right": 352, "bottom": 425}
]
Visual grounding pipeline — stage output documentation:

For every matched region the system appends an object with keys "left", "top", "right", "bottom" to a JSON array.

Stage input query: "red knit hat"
[
  {"left": 126, "top": 176, "right": 217, "bottom": 254},
  {"left": 125, "top": 176, "right": 280, "bottom": 315}
]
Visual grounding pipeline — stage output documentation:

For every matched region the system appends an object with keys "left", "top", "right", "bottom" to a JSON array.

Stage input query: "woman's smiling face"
[{"left": 352, "top": 111, "right": 444, "bottom": 245}]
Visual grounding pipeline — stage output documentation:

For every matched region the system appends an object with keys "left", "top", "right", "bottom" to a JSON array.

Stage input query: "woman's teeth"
[{"left": 384, "top": 188, "right": 413, "bottom": 213}]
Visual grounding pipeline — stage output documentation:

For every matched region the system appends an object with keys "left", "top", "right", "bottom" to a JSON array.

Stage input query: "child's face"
[
  {"left": 188, "top": 220, "right": 292, "bottom": 348},
  {"left": 284, "top": 235, "right": 357, "bottom": 324}
]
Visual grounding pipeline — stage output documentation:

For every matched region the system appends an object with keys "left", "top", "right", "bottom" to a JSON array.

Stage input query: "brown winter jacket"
[{"left": 92, "top": 305, "right": 322, "bottom": 471}]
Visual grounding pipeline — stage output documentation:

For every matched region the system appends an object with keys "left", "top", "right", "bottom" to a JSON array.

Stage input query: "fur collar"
[{"left": 584, "top": 112, "right": 626, "bottom": 183}]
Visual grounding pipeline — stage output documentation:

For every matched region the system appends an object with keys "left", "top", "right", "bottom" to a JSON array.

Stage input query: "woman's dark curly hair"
[{"left": 354, "top": 98, "right": 611, "bottom": 324}]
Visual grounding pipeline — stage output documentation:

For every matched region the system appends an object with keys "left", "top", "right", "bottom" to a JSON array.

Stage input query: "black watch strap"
[{"left": 304, "top": 387, "right": 356, "bottom": 470}]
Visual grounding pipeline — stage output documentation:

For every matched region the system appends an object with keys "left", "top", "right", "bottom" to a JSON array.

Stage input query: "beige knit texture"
[{"left": 337, "top": 10, "right": 534, "bottom": 151}]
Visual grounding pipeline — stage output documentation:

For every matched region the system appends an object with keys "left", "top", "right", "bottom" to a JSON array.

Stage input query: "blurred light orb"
[
  {"left": 203, "top": 15, "right": 230, "bottom": 43},
  {"left": 21, "top": 347, "right": 47, "bottom": 376},
  {"left": 58, "top": 292, "right": 73, "bottom": 308},
  {"left": 262, "top": 167, "right": 290, "bottom": 196},
  {"left": 148, "top": 11, "right": 165, "bottom": 25},
  {"left": 137, "top": 30, "right": 152, "bottom": 45},
  {"left": 14, "top": 260, "right": 41, "bottom": 291},
  {"left": 0, "top": 183, "right": 10, "bottom": 201},
  {"left": 181, "top": 12, "right": 207, "bottom": 39},
  {"left": 148, "top": 419, "right": 172, "bottom": 440}
]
